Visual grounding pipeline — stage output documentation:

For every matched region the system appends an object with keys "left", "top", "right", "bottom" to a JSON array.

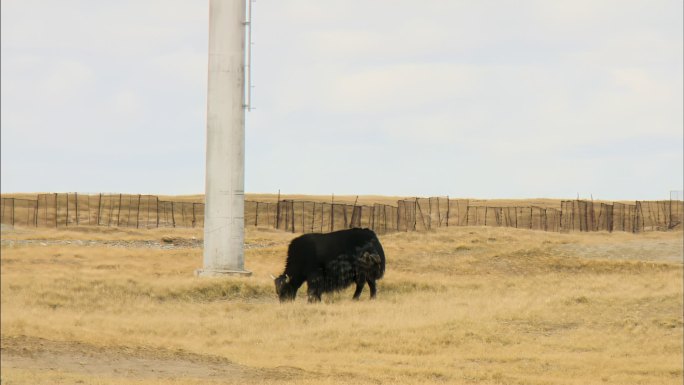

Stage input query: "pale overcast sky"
[{"left": 1, "top": 1, "right": 682, "bottom": 200}]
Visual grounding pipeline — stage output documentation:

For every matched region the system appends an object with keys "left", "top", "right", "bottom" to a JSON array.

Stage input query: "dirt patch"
[{"left": 1, "top": 335, "right": 308, "bottom": 383}]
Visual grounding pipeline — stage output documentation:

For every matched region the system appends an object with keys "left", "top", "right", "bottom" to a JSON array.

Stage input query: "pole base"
[{"left": 195, "top": 268, "right": 252, "bottom": 277}]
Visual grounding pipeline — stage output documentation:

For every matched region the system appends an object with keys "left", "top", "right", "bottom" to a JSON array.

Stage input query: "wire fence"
[
  {"left": 13, "top": 194, "right": 204, "bottom": 229},
  {"left": 262, "top": 200, "right": 400, "bottom": 234},
  {"left": 1, "top": 193, "right": 682, "bottom": 234}
]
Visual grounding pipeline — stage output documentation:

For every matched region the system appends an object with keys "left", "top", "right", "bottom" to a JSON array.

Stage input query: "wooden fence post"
[
  {"left": 254, "top": 201, "right": 259, "bottom": 227},
  {"left": 529, "top": 207, "right": 533, "bottom": 229},
  {"left": 105, "top": 195, "right": 111, "bottom": 226},
  {"left": 171, "top": 201, "right": 176, "bottom": 228},
  {"left": 264, "top": 203, "right": 269, "bottom": 228},
  {"left": 42, "top": 195, "right": 47, "bottom": 227},
  {"left": 75, "top": 192, "right": 79, "bottom": 225},
  {"left": 456, "top": 200, "right": 461, "bottom": 227},
  {"left": 415, "top": 199, "right": 429, "bottom": 230},
  {"left": 180, "top": 202, "right": 186, "bottom": 227},
  {"left": 115, "top": 194, "right": 122, "bottom": 227},
  {"left": 330, "top": 203, "right": 334, "bottom": 232},
  {"left": 571, "top": 201, "right": 575, "bottom": 231},
  {"left": 107, "top": 194, "right": 112, "bottom": 226},
  {"left": 608, "top": 204, "right": 614, "bottom": 232},
  {"left": 136, "top": 194, "right": 141, "bottom": 228},
  {"left": 342, "top": 204, "right": 348, "bottom": 229},
  {"left": 398, "top": 201, "right": 403, "bottom": 232},
  {"left": 86, "top": 194, "right": 91, "bottom": 225},
  {"left": 146, "top": 196, "right": 151, "bottom": 228},
  {"left": 96, "top": 193, "right": 102, "bottom": 226},
  {"left": 280, "top": 201, "right": 287, "bottom": 232},
  {"left": 123, "top": 195, "right": 130, "bottom": 227},
  {"left": 384, "top": 205, "right": 388, "bottom": 233},
  {"left": 276, "top": 192, "right": 281, "bottom": 230},
  {"left": 107, "top": 194, "right": 114, "bottom": 227}
]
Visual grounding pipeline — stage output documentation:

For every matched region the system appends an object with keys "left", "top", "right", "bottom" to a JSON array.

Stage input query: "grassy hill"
[{"left": 1, "top": 222, "right": 682, "bottom": 384}]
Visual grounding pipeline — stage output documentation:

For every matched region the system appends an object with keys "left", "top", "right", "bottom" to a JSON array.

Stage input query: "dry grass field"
[{"left": 1, "top": 206, "right": 682, "bottom": 384}]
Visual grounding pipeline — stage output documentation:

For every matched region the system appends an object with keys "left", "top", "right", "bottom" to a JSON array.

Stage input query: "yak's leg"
[
  {"left": 306, "top": 274, "right": 323, "bottom": 303},
  {"left": 307, "top": 286, "right": 322, "bottom": 303},
  {"left": 367, "top": 279, "right": 377, "bottom": 299},
  {"left": 352, "top": 275, "right": 366, "bottom": 300},
  {"left": 290, "top": 278, "right": 305, "bottom": 300}
]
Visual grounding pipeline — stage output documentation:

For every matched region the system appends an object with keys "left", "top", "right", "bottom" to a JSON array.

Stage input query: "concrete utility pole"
[{"left": 197, "top": 0, "right": 251, "bottom": 277}]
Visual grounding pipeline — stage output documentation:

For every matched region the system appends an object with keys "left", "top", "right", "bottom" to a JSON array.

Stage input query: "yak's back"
[{"left": 286, "top": 228, "right": 384, "bottom": 267}]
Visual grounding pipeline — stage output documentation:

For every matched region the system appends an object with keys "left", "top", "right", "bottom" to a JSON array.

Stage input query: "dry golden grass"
[{"left": 1, "top": 222, "right": 682, "bottom": 384}]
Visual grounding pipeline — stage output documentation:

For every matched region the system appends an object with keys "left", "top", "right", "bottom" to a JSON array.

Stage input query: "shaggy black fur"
[{"left": 274, "top": 228, "right": 386, "bottom": 303}]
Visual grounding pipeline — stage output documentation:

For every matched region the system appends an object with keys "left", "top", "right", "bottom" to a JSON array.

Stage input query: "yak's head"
[{"left": 272, "top": 274, "right": 296, "bottom": 302}]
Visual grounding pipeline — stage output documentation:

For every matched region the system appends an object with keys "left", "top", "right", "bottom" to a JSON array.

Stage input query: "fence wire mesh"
[{"left": 1, "top": 194, "right": 681, "bottom": 234}]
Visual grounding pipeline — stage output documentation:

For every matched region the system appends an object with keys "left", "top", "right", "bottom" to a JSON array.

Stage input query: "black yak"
[{"left": 272, "top": 228, "right": 386, "bottom": 303}]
